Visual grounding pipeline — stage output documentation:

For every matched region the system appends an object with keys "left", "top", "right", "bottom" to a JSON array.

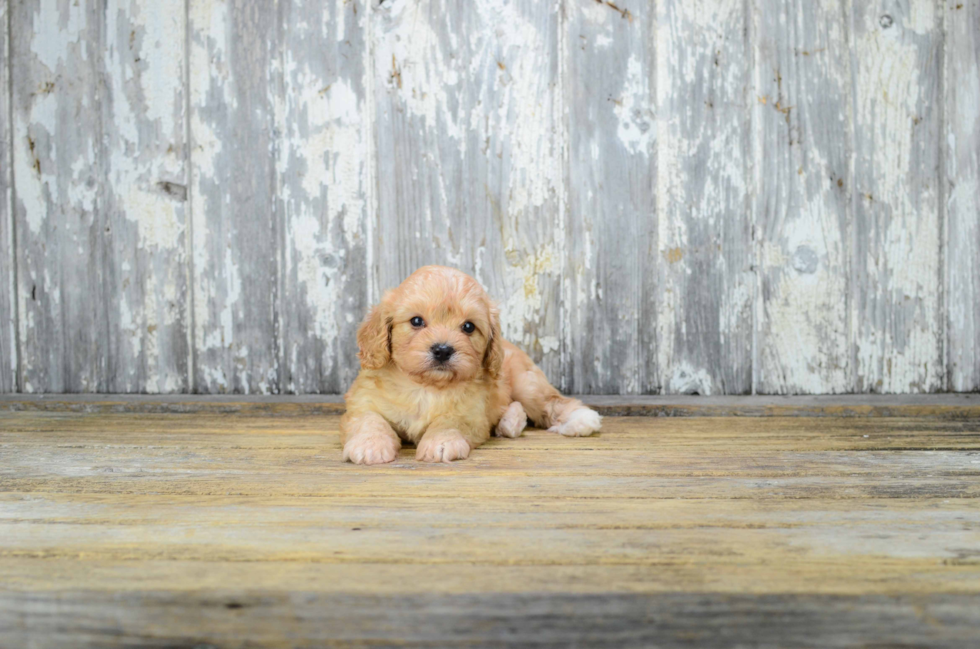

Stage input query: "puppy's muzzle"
[{"left": 430, "top": 343, "right": 455, "bottom": 364}]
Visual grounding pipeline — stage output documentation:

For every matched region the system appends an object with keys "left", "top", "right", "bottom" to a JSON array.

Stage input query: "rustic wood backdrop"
[{"left": 0, "top": 0, "right": 977, "bottom": 395}]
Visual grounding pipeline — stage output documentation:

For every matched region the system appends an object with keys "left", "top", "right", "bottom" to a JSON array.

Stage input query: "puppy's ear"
[
  {"left": 483, "top": 302, "right": 505, "bottom": 379},
  {"left": 357, "top": 291, "right": 393, "bottom": 370}
]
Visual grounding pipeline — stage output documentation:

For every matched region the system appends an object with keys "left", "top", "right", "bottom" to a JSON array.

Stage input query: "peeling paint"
[
  {"left": 3, "top": 0, "right": 972, "bottom": 396},
  {"left": 101, "top": 0, "right": 189, "bottom": 392},
  {"left": 669, "top": 362, "right": 714, "bottom": 395},
  {"left": 373, "top": 0, "right": 562, "bottom": 377},
  {"left": 945, "top": 0, "right": 980, "bottom": 391},
  {"left": 656, "top": 0, "right": 752, "bottom": 395},
  {"left": 753, "top": 0, "right": 851, "bottom": 395},
  {"left": 1, "top": 0, "right": 14, "bottom": 392},
  {"left": 374, "top": 1, "right": 462, "bottom": 140},
  {"left": 852, "top": 1, "right": 943, "bottom": 393},
  {"left": 31, "top": 0, "right": 88, "bottom": 73},
  {"left": 614, "top": 53, "right": 654, "bottom": 155},
  {"left": 278, "top": 0, "right": 369, "bottom": 393}
]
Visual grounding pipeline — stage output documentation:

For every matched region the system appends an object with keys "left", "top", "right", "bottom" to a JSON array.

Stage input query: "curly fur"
[{"left": 341, "top": 266, "right": 601, "bottom": 464}]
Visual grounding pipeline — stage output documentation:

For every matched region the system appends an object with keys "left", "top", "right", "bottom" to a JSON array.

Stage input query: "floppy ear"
[
  {"left": 483, "top": 302, "right": 504, "bottom": 379},
  {"left": 357, "top": 292, "right": 393, "bottom": 370}
]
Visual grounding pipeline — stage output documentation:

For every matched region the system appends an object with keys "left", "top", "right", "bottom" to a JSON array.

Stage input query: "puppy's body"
[
  {"left": 346, "top": 366, "right": 492, "bottom": 445},
  {"left": 342, "top": 266, "right": 601, "bottom": 464}
]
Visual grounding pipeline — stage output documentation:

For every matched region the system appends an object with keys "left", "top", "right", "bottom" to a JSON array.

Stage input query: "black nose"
[{"left": 430, "top": 343, "right": 455, "bottom": 363}]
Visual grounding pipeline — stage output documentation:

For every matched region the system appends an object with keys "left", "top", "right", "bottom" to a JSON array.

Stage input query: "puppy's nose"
[{"left": 430, "top": 343, "right": 455, "bottom": 363}]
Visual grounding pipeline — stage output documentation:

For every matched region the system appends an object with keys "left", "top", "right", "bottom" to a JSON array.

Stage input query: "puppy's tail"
[{"left": 511, "top": 364, "right": 601, "bottom": 437}]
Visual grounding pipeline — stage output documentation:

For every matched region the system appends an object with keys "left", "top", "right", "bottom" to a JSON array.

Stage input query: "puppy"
[{"left": 341, "top": 265, "right": 601, "bottom": 464}]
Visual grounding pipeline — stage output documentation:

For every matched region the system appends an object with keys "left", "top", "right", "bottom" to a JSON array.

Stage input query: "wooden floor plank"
[
  {"left": 4, "top": 393, "right": 980, "bottom": 418},
  {"left": 2, "top": 590, "right": 977, "bottom": 649},
  {"left": 1, "top": 410, "right": 979, "bottom": 646}
]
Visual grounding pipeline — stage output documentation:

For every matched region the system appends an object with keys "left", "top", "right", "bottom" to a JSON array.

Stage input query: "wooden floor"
[{"left": 2, "top": 405, "right": 980, "bottom": 647}]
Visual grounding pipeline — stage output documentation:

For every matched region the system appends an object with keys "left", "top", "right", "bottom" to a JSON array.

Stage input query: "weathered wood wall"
[{"left": 1, "top": 0, "right": 977, "bottom": 395}]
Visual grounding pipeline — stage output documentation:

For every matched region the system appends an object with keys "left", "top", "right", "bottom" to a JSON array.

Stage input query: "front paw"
[
  {"left": 343, "top": 430, "right": 401, "bottom": 465},
  {"left": 416, "top": 430, "right": 470, "bottom": 463},
  {"left": 549, "top": 407, "right": 602, "bottom": 437}
]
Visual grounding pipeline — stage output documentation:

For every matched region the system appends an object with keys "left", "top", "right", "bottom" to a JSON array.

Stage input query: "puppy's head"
[{"left": 357, "top": 266, "right": 503, "bottom": 385}]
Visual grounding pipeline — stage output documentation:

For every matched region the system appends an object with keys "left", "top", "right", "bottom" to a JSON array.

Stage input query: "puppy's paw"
[
  {"left": 343, "top": 430, "right": 401, "bottom": 465},
  {"left": 416, "top": 430, "right": 470, "bottom": 463},
  {"left": 495, "top": 401, "right": 527, "bottom": 438},
  {"left": 549, "top": 407, "right": 601, "bottom": 437}
]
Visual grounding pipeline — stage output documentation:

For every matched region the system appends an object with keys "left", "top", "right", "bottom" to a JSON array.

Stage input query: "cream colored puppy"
[{"left": 342, "top": 266, "right": 601, "bottom": 464}]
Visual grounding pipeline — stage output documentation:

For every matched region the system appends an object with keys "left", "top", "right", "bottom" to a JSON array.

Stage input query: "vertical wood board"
[
  {"left": 11, "top": 0, "right": 109, "bottom": 393},
  {"left": 372, "top": 0, "right": 563, "bottom": 381},
  {"left": 278, "top": 0, "right": 370, "bottom": 394},
  {"left": 851, "top": 0, "right": 944, "bottom": 393},
  {"left": 754, "top": 0, "right": 852, "bottom": 393},
  {"left": 656, "top": 0, "right": 753, "bottom": 395},
  {"left": 102, "top": 0, "right": 189, "bottom": 392},
  {"left": 946, "top": 0, "right": 980, "bottom": 391},
  {"left": 0, "top": 0, "right": 15, "bottom": 392},
  {"left": 564, "top": 0, "right": 655, "bottom": 395},
  {"left": 189, "top": 0, "right": 280, "bottom": 393}
]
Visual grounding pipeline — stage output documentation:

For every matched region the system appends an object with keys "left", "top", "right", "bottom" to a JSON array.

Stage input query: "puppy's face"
[{"left": 357, "top": 266, "right": 503, "bottom": 385}]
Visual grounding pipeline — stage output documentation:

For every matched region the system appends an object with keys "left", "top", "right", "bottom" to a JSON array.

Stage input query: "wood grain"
[
  {"left": 277, "top": 0, "right": 370, "bottom": 394},
  {"left": 851, "top": 0, "right": 944, "bottom": 393},
  {"left": 754, "top": 0, "right": 851, "bottom": 393},
  {"left": 0, "top": 0, "right": 14, "bottom": 392},
  {"left": 9, "top": 0, "right": 190, "bottom": 394},
  {"left": 946, "top": 0, "right": 980, "bottom": 391},
  {"left": 655, "top": 0, "right": 753, "bottom": 395},
  {"left": 1, "top": 0, "right": 978, "bottom": 396},
  {"left": 563, "top": 0, "right": 654, "bottom": 394},
  {"left": 2, "top": 590, "right": 977, "bottom": 648},
  {"left": 188, "top": 0, "right": 280, "bottom": 393},
  {"left": 4, "top": 393, "right": 980, "bottom": 418},
  {"left": 11, "top": 0, "right": 109, "bottom": 392},
  {"left": 372, "top": 0, "right": 563, "bottom": 381},
  {"left": 102, "top": 0, "right": 189, "bottom": 392},
  {"left": 1, "top": 409, "right": 979, "bottom": 646}
]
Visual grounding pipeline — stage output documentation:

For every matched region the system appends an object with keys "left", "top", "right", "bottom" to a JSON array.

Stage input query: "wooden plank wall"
[
  {"left": 0, "top": 0, "right": 977, "bottom": 395},
  {"left": 0, "top": 0, "right": 13, "bottom": 393},
  {"left": 947, "top": 0, "right": 980, "bottom": 391}
]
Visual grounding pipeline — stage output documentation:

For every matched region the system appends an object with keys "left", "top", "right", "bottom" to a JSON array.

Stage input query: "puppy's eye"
[
  {"left": 461, "top": 321, "right": 476, "bottom": 334},
  {"left": 410, "top": 316, "right": 425, "bottom": 328}
]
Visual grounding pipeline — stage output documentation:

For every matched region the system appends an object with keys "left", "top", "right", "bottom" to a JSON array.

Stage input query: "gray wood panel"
[
  {"left": 0, "top": 0, "right": 14, "bottom": 392},
  {"left": 11, "top": 0, "right": 110, "bottom": 392},
  {"left": 754, "top": 0, "right": 852, "bottom": 393},
  {"left": 278, "top": 0, "right": 369, "bottom": 394},
  {"left": 372, "top": 0, "right": 563, "bottom": 381},
  {"left": 102, "top": 0, "right": 189, "bottom": 392},
  {"left": 3, "top": 592, "right": 978, "bottom": 648},
  {"left": 851, "top": 0, "right": 944, "bottom": 393},
  {"left": 655, "top": 0, "right": 753, "bottom": 395},
  {"left": 188, "top": 0, "right": 280, "bottom": 393},
  {"left": 1, "top": 0, "right": 978, "bottom": 395},
  {"left": 946, "top": 0, "right": 980, "bottom": 391},
  {"left": 564, "top": 0, "right": 655, "bottom": 395}
]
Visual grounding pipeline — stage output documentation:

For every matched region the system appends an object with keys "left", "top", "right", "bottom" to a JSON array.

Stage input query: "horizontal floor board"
[
  {"left": 2, "top": 590, "right": 979, "bottom": 649},
  {"left": 3, "top": 394, "right": 980, "bottom": 417},
  {"left": 2, "top": 511, "right": 977, "bottom": 566},
  {"left": 2, "top": 558, "right": 979, "bottom": 597},
  {"left": 4, "top": 446, "right": 980, "bottom": 479},
  {"left": 3, "top": 474, "right": 979, "bottom": 501}
]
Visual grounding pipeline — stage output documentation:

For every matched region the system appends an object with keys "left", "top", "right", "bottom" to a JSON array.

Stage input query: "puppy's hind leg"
[
  {"left": 512, "top": 366, "right": 601, "bottom": 437},
  {"left": 546, "top": 399, "right": 602, "bottom": 437},
  {"left": 494, "top": 401, "right": 527, "bottom": 438}
]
